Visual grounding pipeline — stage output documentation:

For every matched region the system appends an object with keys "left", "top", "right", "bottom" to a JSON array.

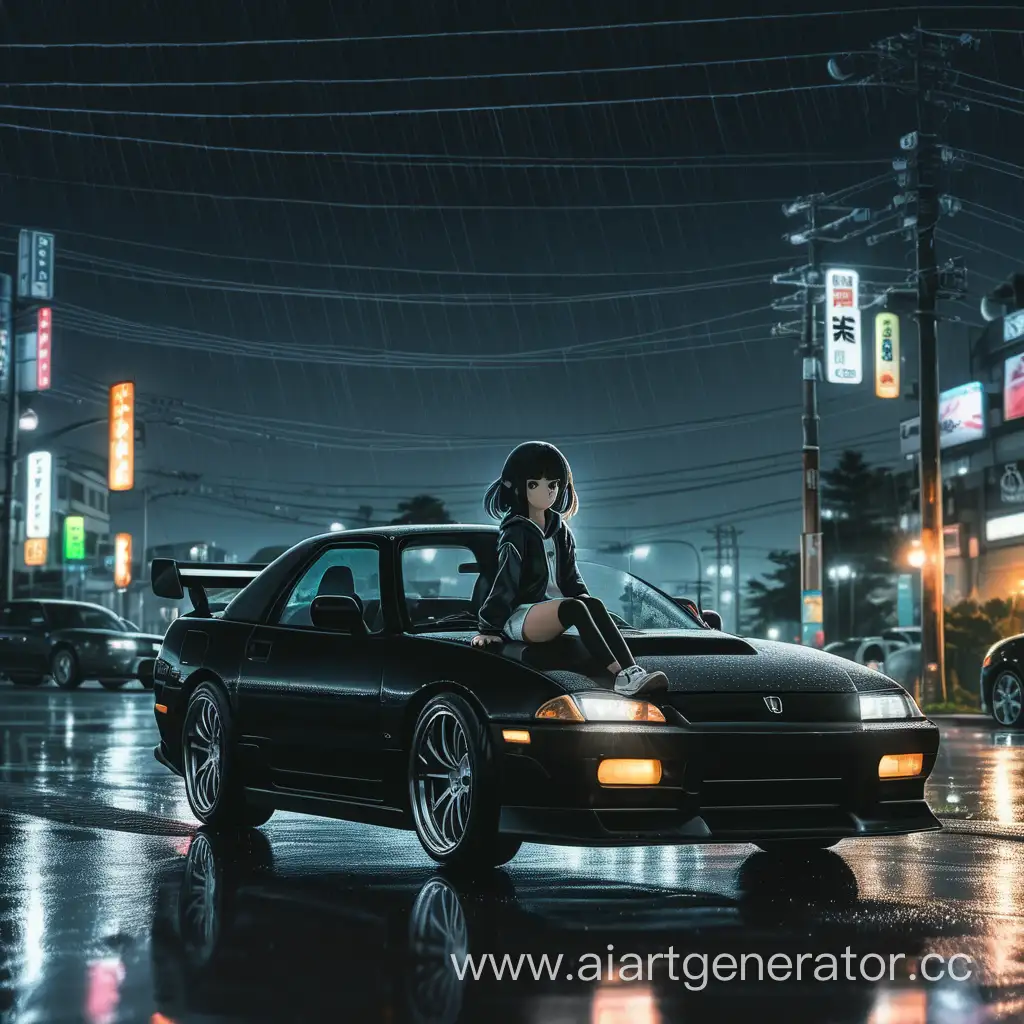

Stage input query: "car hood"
[{"left": 469, "top": 630, "right": 896, "bottom": 694}]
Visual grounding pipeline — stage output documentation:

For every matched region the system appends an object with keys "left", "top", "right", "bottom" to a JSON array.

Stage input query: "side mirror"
[
  {"left": 702, "top": 609, "right": 723, "bottom": 631},
  {"left": 310, "top": 595, "right": 368, "bottom": 636}
]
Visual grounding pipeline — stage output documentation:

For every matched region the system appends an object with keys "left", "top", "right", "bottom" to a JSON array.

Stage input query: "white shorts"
[
  {"left": 502, "top": 602, "right": 578, "bottom": 642},
  {"left": 503, "top": 603, "right": 538, "bottom": 641}
]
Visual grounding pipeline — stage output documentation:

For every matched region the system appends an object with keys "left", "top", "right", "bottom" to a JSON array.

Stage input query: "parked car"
[
  {"left": 882, "top": 627, "right": 921, "bottom": 647},
  {"left": 0, "top": 599, "right": 165, "bottom": 689},
  {"left": 149, "top": 525, "right": 939, "bottom": 870},
  {"left": 980, "top": 634, "right": 1024, "bottom": 727},
  {"left": 823, "top": 636, "right": 904, "bottom": 672},
  {"left": 884, "top": 643, "right": 922, "bottom": 698}
]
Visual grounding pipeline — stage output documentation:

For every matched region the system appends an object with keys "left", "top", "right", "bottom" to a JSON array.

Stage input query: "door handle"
[{"left": 245, "top": 639, "right": 272, "bottom": 663}]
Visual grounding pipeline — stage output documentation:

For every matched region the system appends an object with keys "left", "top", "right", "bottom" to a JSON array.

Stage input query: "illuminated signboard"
[
  {"left": 1005, "top": 352, "right": 1024, "bottom": 422},
  {"left": 114, "top": 533, "right": 132, "bottom": 589},
  {"left": 900, "top": 382, "right": 987, "bottom": 454},
  {"left": 825, "top": 268, "right": 862, "bottom": 384},
  {"left": 36, "top": 307, "right": 51, "bottom": 391},
  {"left": 63, "top": 515, "right": 86, "bottom": 561},
  {"left": 24, "top": 538, "right": 47, "bottom": 567},
  {"left": 108, "top": 382, "right": 135, "bottom": 492},
  {"left": 874, "top": 313, "right": 900, "bottom": 399},
  {"left": 25, "top": 450, "right": 52, "bottom": 540}
]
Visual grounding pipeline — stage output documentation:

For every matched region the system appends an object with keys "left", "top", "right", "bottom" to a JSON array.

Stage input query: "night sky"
[{"left": 0, "top": 0, "right": 1021, "bottom": 585}]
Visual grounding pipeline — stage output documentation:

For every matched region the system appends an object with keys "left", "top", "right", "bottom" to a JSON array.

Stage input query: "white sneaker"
[{"left": 614, "top": 664, "right": 669, "bottom": 696}]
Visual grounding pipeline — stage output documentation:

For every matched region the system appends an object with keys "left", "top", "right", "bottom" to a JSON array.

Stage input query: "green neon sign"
[{"left": 64, "top": 516, "right": 85, "bottom": 561}]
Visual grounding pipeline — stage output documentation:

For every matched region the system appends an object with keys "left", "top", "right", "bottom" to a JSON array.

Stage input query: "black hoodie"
[{"left": 477, "top": 509, "right": 589, "bottom": 635}]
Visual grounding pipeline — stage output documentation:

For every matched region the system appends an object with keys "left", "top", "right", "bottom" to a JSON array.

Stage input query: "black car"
[
  {"left": 150, "top": 525, "right": 940, "bottom": 869},
  {"left": 980, "top": 633, "right": 1024, "bottom": 726},
  {"left": 0, "top": 599, "right": 165, "bottom": 690}
]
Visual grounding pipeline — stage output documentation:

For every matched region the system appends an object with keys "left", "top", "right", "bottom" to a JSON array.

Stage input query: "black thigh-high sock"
[
  {"left": 578, "top": 595, "right": 637, "bottom": 669},
  {"left": 556, "top": 599, "right": 618, "bottom": 670}
]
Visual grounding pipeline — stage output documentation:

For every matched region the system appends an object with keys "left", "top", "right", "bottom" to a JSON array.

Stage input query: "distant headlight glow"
[
  {"left": 107, "top": 639, "right": 137, "bottom": 651},
  {"left": 859, "top": 693, "right": 918, "bottom": 720}
]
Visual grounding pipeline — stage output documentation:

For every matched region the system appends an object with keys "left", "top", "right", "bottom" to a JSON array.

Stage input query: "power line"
[
  {"left": 3, "top": 9, "right": 1006, "bottom": 47},
  {"left": 0, "top": 168, "right": 793, "bottom": 212},
  {"left": 0, "top": 82, "right": 855, "bottom": 119},
  {"left": 0, "top": 51, "right": 866, "bottom": 89}
]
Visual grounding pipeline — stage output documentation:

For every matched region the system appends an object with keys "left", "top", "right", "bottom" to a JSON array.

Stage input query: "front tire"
[
  {"left": 51, "top": 648, "right": 82, "bottom": 689},
  {"left": 409, "top": 694, "right": 521, "bottom": 870},
  {"left": 991, "top": 670, "right": 1024, "bottom": 728},
  {"left": 182, "top": 682, "right": 274, "bottom": 829}
]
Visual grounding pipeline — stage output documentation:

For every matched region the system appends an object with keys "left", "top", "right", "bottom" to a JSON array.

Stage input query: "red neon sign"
[{"left": 36, "top": 307, "right": 52, "bottom": 391}]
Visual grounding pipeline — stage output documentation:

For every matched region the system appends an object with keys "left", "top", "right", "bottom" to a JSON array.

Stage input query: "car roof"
[
  {"left": 11, "top": 598, "right": 117, "bottom": 611},
  {"left": 306, "top": 523, "right": 498, "bottom": 541}
]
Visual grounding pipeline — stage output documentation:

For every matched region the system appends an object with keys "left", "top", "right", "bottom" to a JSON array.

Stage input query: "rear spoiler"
[{"left": 151, "top": 558, "right": 266, "bottom": 616}]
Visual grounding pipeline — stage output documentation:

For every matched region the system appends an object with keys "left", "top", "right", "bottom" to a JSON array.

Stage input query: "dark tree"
[
  {"left": 390, "top": 494, "right": 453, "bottom": 525},
  {"left": 820, "top": 450, "right": 900, "bottom": 638},
  {"left": 744, "top": 550, "right": 800, "bottom": 636}
]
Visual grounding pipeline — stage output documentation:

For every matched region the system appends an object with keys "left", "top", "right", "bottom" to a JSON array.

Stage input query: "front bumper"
[{"left": 495, "top": 717, "right": 941, "bottom": 845}]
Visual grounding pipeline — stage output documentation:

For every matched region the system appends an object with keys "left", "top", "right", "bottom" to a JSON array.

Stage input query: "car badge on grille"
[{"left": 764, "top": 696, "right": 783, "bottom": 714}]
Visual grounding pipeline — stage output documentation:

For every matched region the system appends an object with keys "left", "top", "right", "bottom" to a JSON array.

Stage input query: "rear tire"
[
  {"left": 182, "top": 682, "right": 274, "bottom": 829},
  {"left": 99, "top": 679, "right": 127, "bottom": 691},
  {"left": 409, "top": 693, "right": 520, "bottom": 870},
  {"left": 9, "top": 676, "right": 44, "bottom": 687},
  {"left": 50, "top": 648, "right": 82, "bottom": 689}
]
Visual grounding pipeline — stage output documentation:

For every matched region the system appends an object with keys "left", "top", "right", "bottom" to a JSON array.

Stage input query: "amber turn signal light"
[
  {"left": 502, "top": 729, "right": 531, "bottom": 744},
  {"left": 878, "top": 753, "right": 924, "bottom": 779},
  {"left": 154, "top": 703, "right": 168, "bottom": 714},
  {"left": 535, "top": 696, "right": 585, "bottom": 721},
  {"left": 597, "top": 758, "right": 662, "bottom": 786}
]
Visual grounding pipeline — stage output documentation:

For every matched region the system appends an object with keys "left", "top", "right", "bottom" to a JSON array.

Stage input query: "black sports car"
[
  {"left": 150, "top": 525, "right": 940, "bottom": 869},
  {"left": 0, "top": 599, "right": 165, "bottom": 690}
]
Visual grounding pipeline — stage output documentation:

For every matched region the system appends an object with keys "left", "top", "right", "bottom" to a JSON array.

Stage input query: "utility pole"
[
  {"left": 730, "top": 526, "right": 741, "bottom": 634},
  {"left": 830, "top": 26, "right": 976, "bottom": 703},
  {"left": 0, "top": 273, "right": 16, "bottom": 603}
]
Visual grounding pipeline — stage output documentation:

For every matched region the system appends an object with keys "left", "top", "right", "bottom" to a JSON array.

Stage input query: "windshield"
[
  {"left": 398, "top": 543, "right": 704, "bottom": 632},
  {"left": 577, "top": 562, "right": 704, "bottom": 631}
]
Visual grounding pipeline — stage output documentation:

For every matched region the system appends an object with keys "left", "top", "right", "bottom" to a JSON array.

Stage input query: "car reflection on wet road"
[{"left": 0, "top": 687, "right": 1022, "bottom": 1023}]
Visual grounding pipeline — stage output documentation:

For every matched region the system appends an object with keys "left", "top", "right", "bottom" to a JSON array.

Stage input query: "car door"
[
  {"left": 0, "top": 602, "right": 48, "bottom": 677},
  {"left": 237, "top": 542, "right": 387, "bottom": 804}
]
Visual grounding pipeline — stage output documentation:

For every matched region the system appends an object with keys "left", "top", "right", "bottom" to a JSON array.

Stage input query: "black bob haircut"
[{"left": 483, "top": 441, "right": 579, "bottom": 520}]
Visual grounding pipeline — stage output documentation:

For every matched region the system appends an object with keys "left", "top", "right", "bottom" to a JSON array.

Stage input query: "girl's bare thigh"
[{"left": 521, "top": 600, "right": 568, "bottom": 642}]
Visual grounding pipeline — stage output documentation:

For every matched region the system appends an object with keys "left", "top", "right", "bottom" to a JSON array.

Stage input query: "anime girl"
[{"left": 471, "top": 441, "right": 669, "bottom": 696}]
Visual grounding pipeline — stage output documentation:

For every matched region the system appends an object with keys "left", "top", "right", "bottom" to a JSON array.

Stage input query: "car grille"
[{"left": 665, "top": 692, "right": 859, "bottom": 723}]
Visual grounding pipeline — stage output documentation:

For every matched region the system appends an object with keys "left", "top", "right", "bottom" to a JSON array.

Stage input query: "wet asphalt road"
[{"left": 0, "top": 685, "right": 1022, "bottom": 1024}]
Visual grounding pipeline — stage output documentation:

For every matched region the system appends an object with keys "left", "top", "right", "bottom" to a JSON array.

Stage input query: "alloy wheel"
[
  {"left": 53, "top": 651, "right": 74, "bottom": 686},
  {"left": 413, "top": 708, "right": 472, "bottom": 855},
  {"left": 184, "top": 694, "right": 223, "bottom": 816},
  {"left": 993, "top": 673, "right": 1023, "bottom": 726}
]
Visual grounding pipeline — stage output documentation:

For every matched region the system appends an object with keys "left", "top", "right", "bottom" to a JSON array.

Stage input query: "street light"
[
  {"left": 767, "top": 626, "right": 781, "bottom": 641},
  {"left": 906, "top": 540, "right": 926, "bottom": 569},
  {"left": 631, "top": 545, "right": 651, "bottom": 560},
  {"left": 329, "top": 521, "right": 345, "bottom": 532},
  {"left": 827, "top": 564, "right": 858, "bottom": 636},
  {"left": 18, "top": 409, "right": 38, "bottom": 431}
]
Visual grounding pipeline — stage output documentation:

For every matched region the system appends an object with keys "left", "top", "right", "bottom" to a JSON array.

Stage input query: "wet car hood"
[{"left": 433, "top": 630, "right": 897, "bottom": 694}]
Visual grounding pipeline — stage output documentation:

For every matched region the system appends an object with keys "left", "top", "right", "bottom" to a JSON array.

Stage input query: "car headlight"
[
  {"left": 536, "top": 694, "right": 666, "bottom": 723},
  {"left": 107, "top": 639, "right": 137, "bottom": 651},
  {"left": 859, "top": 692, "right": 921, "bottom": 720}
]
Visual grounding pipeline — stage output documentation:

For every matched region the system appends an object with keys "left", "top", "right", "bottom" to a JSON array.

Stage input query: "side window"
[
  {"left": 401, "top": 545, "right": 478, "bottom": 626},
  {"left": 5, "top": 603, "right": 46, "bottom": 629},
  {"left": 277, "top": 546, "right": 381, "bottom": 631},
  {"left": 863, "top": 644, "right": 885, "bottom": 666}
]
